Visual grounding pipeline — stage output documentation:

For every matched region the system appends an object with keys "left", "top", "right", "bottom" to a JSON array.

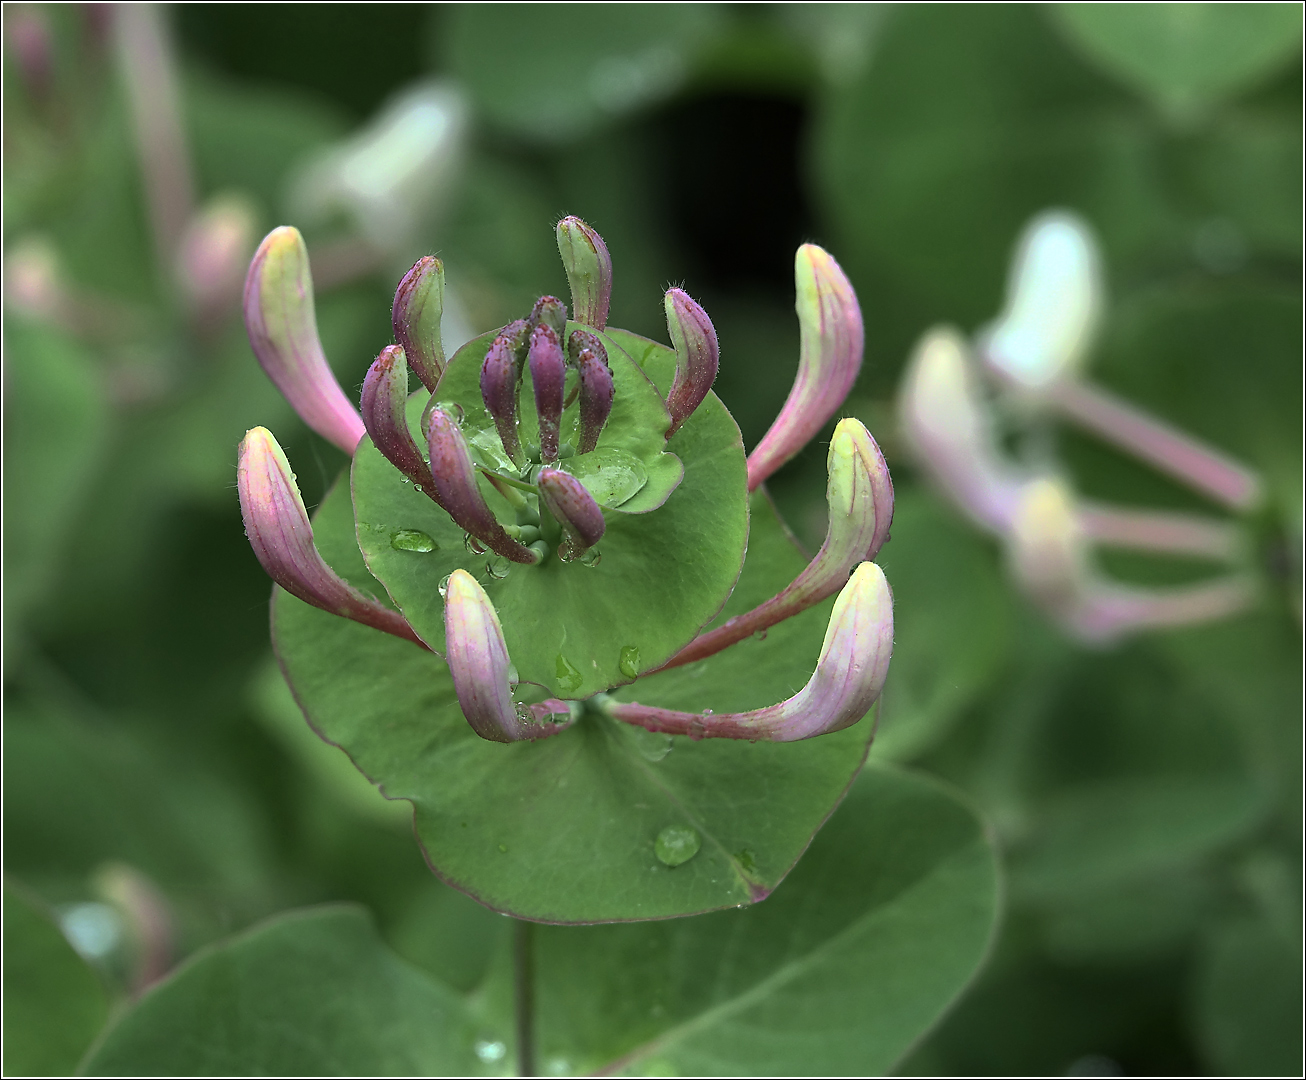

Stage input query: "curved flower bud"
[
  {"left": 392, "top": 255, "right": 446, "bottom": 392},
  {"left": 244, "top": 226, "right": 366, "bottom": 455},
  {"left": 570, "top": 331, "right": 614, "bottom": 454},
  {"left": 361, "top": 345, "right": 433, "bottom": 491},
  {"left": 481, "top": 327, "right": 526, "bottom": 468},
  {"left": 979, "top": 211, "right": 1101, "bottom": 392},
  {"left": 443, "top": 570, "right": 572, "bottom": 743},
  {"left": 556, "top": 216, "right": 612, "bottom": 330},
  {"left": 238, "top": 427, "right": 426, "bottom": 647},
  {"left": 530, "top": 294, "right": 568, "bottom": 340},
  {"left": 425, "top": 408, "right": 540, "bottom": 565},
  {"left": 529, "top": 324, "right": 566, "bottom": 464},
  {"left": 898, "top": 327, "right": 1025, "bottom": 533},
  {"left": 663, "top": 288, "right": 719, "bottom": 437},
  {"left": 538, "top": 468, "right": 606, "bottom": 560},
  {"left": 660, "top": 418, "right": 892, "bottom": 671},
  {"left": 746, "top": 245, "right": 863, "bottom": 491},
  {"left": 608, "top": 562, "right": 893, "bottom": 742}
]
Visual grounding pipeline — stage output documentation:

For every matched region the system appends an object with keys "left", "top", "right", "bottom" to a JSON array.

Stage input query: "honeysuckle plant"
[{"left": 237, "top": 216, "right": 894, "bottom": 922}]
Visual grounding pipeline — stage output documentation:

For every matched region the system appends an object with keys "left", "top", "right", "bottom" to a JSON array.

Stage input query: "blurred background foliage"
[{"left": 3, "top": 3, "right": 1300, "bottom": 1075}]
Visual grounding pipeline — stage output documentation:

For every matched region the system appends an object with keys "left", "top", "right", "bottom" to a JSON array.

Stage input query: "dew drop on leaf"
[
  {"left": 390, "top": 528, "right": 436, "bottom": 553},
  {"left": 655, "top": 824, "right": 702, "bottom": 867},
  {"left": 437, "top": 574, "right": 452, "bottom": 598},
  {"left": 619, "top": 645, "right": 640, "bottom": 678},
  {"left": 555, "top": 653, "right": 583, "bottom": 692}
]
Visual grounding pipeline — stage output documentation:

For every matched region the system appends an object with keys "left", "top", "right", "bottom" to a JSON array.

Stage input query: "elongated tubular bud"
[
  {"left": 443, "top": 570, "right": 571, "bottom": 742},
  {"left": 898, "top": 327, "right": 1025, "bottom": 533},
  {"left": 747, "top": 245, "right": 863, "bottom": 491},
  {"left": 608, "top": 562, "right": 893, "bottom": 742},
  {"left": 244, "top": 227, "right": 366, "bottom": 454},
  {"left": 556, "top": 216, "right": 612, "bottom": 330},
  {"left": 392, "top": 256, "right": 446, "bottom": 391},
  {"left": 663, "top": 288, "right": 719, "bottom": 437},
  {"left": 425, "top": 408, "right": 540, "bottom": 564},
  {"left": 529, "top": 324, "right": 566, "bottom": 464},
  {"left": 537, "top": 468, "right": 606, "bottom": 558},
  {"left": 1077, "top": 503, "right": 1242, "bottom": 562},
  {"left": 481, "top": 329, "right": 525, "bottom": 467},
  {"left": 571, "top": 331, "right": 614, "bottom": 454},
  {"left": 530, "top": 294, "right": 568, "bottom": 340},
  {"left": 238, "top": 427, "right": 427, "bottom": 647},
  {"left": 361, "top": 345, "right": 433, "bottom": 490},
  {"left": 659, "top": 418, "right": 892, "bottom": 671}
]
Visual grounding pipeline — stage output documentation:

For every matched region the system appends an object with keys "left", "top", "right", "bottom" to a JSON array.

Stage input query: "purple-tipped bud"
[
  {"left": 609, "top": 562, "right": 893, "bottom": 742},
  {"left": 443, "top": 569, "right": 571, "bottom": 742},
  {"left": 575, "top": 344, "right": 615, "bottom": 455},
  {"left": 747, "top": 245, "right": 863, "bottom": 491},
  {"left": 481, "top": 331, "right": 526, "bottom": 467},
  {"left": 238, "top": 427, "right": 427, "bottom": 647},
  {"left": 361, "top": 345, "right": 433, "bottom": 490},
  {"left": 530, "top": 294, "right": 568, "bottom": 340},
  {"left": 538, "top": 468, "right": 606, "bottom": 559},
  {"left": 663, "top": 288, "right": 719, "bottom": 437},
  {"left": 529, "top": 324, "right": 566, "bottom": 464},
  {"left": 556, "top": 216, "right": 612, "bottom": 331},
  {"left": 243, "top": 227, "right": 366, "bottom": 455},
  {"left": 425, "top": 408, "right": 540, "bottom": 565},
  {"left": 392, "top": 256, "right": 446, "bottom": 392}
]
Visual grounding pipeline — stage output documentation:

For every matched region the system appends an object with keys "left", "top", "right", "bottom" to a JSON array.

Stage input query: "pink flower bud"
[
  {"left": 569, "top": 330, "right": 614, "bottom": 455},
  {"left": 663, "top": 288, "right": 719, "bottom": 437},
  {"left": 392, "top": 256, "right": 446, "bottom": 392},
  {"left": 530, "top": 294, "right": 568, "bottom": 340},
  {"left": 243, "top": 227, "right": 366, "bottom": 455},
  {"left": 361, "top": 345, "right": 433, "bottom": 490},
  {"left": 528, "top": 323, "right": 566, "bottom": 464},
  {"left": 238, "top": 427, "right": 426, "bottom": 647},
  {"left": 443, "top": 569, "right": 572, "bottom": 742},
  {"left": 537, "top": 468, "right": 606, "bottom": 560},
  {"left": 480, "top": 324, "right": 527, "bottom": 468},
  {"left": 608, "top": 562, "right": 893, "bottom": 742},
  {"left": 425, "top": 408, "right": 540, "bottom": 564},
  {"left": 556, "top": 216, "right": 612, "bottom": 330},
  {"left": 746, "top": 245, "right": 863, "bottom": 491}
]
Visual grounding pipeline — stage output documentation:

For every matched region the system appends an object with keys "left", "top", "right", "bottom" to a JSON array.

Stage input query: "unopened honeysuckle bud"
[
  {"left": 660, "top": 417, "right": 892, "bottom": 671},
  {"left": 238, "top": 427, "right": 427, "bottom": 647},
  {"left": 361, "top": 345, "right": 433, "bottom": 490},
  {"left": 1006, "top": 477, "right": 1087, "bottom": 613},
  {"left": 575, "top": 342, "right": 614, "bottom": 455},
  {"left": 747, "top": 245, "right": 863, "bottom": 491},
  {"left": 425, "top": 408, "right": 540, "bottom": 565},
  {"left": 898, "top": 327, "right": 1024, "bottom": 533},
  {"left": 392, "top": 256, "right": 446, "bottom": 392},
  {"left": 663, "top": 288, "right": 719, "bottom": 437},
  {"left": 177, "top": 194, "right": 256, "bottom": 323},
  {"left": 443, "top": 570, "right": 571, "bottom": 742},
  {"left": 530, "top": 294, "right": 568, "bottom": 340},
  {"left": 244, "top": 226, "right": 366, "bottom": 455},
  {"left": 537, "top": 468, "right": 606, "bottom": 559},
  {"left": 609, "top": 562, "right": 893, "bottom": 742},
  {"left": 980, "top": 211, "right": 1100, "bottom": 392},
  {"left": 556, "top": 216, "right": 612, "bottom": 330},
  {"left": 481, "top": 330, "right": 526, "bottom": 468},
  {"left": 529, "top": 324, "right": 566, "bottom": 464}
]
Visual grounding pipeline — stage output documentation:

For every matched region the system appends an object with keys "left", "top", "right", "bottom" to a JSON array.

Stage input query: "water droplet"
[
  {"left": 438, "top": 574, "right": 452, "bottom": 598},
  {"left": 579, "top": 547, "right": 602, "bottom": 567},
  {"left": 752, "top": 628, "right": 768, "bottom": 641},
  {"left": 497, "top": 843, "right": 508, "bottom": 854},
  {"left": 434, "top": 399, "right": 465, "bottom": 424},
  {"left": 464, "top": 534, "right": 487, "bottom": 554},
  {"left": 655, "top": 824, "right": 702, "bottom": 867},
  {"left": 413, "top": 484, "right": 423, "bottom": 493},
  {"left": 629, "top": 725, "right": 673, "bottom": 762},
  {"left": 555, "top": 654, "right": 583, "bottom": 693},
  {"left": 474, "top": 1039, "right": 506, "bottom": 1063},
  {"left": 486, "top": 556, "right": 511, "bottom": 580},
  {"left": 702, "top": 709, "right": 714, "bottom": 717},
  {"left": 390, "top": 528, "right": 436, "bottom": 553},
  {"left": 506, "top": 663, "right": 519, "bottom": 686},
  {"left": 619, "top": 645, "right": 640, "bottom": 678}
]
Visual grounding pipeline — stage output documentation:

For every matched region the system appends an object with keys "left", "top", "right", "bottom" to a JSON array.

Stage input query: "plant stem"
[{"left": 513, "top": 919, "right": 536, "bottom": 1078}]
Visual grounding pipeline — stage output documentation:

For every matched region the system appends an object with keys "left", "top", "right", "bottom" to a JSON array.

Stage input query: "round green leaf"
[
  {"left": 353, "top": 330, "right": 747, "bottom": 698},
  {"left": 273, "top": 480, "right": 871, "bottom": 923}
]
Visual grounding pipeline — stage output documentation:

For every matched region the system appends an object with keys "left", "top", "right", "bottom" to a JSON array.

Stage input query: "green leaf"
[
  {"left": 1054, "top": 3, "right": 1303, "bottom": 118},
  {"left": 3, "top": 885, "right": 111, "bottom": 1077},
  {"left": 442, "top": 4, "right": 725, "bottom": 142},
  {"left": 79, "top": 906, "right": 487, "bottom": 1077},
  {"left": 353, "top": 329, "right": 746, "bottom": 698},
  {"left": 1190, "top": 914, "right": 1303, "bottom": 1076},
  {"left": 273, "top": 481, "right": 871, "bottom": 922},
  {"left": 526, "top": 763, "right": 999, "bottom": 1076}
]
